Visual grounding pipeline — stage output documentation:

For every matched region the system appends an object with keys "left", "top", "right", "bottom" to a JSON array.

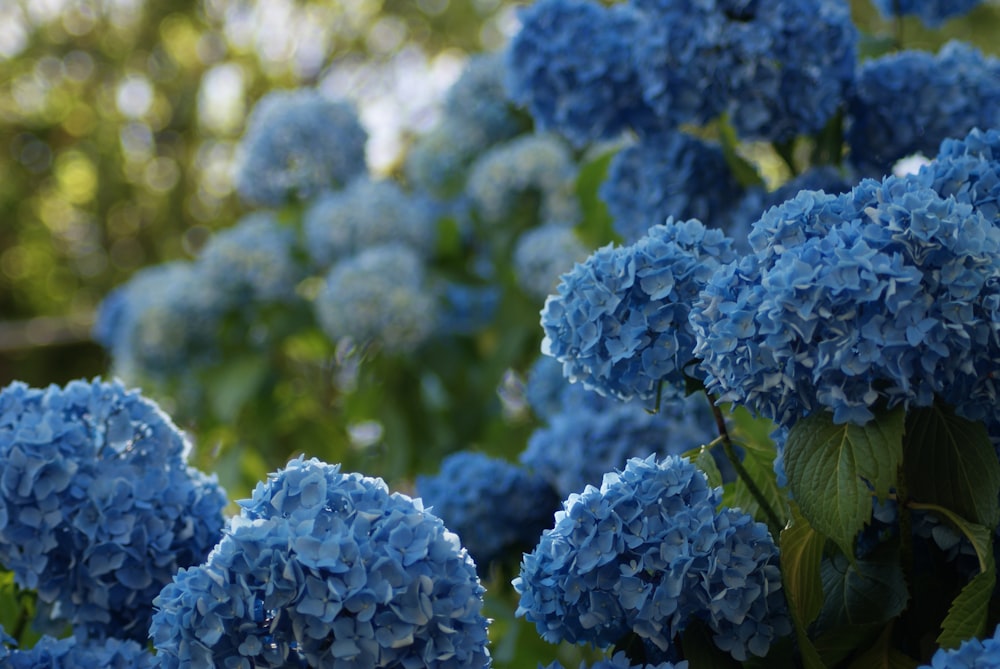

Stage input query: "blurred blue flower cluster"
[
  {"left": 1, "top": 632, "right": 157, "bottom": 668},
  {"left": 871, "top": 0, "right": 985, "bottom": 27},
  {"left": 415, "top": 451, "right": 559, "bottom": 571},
  {"left": 151, "top": 456, "right": 491, "bottom": 669},
  {"left": 599, "top": 132, "right": 746, "bottom": 244},
  {"left": 541, "top": 219, "right": 737, "bottom": 402},
  {"left": 845, "top": 42, "right": 1000, "bottom": 177},
  {"left": 234, "top": 89, "right": 368, "bottom": 207},
  {"left": 0, "top": 379, "right": 227, "bottom": 641},
  {"left": 692, "top": 164, "right": 1000, "bottom": 425},
  {"left": 513, "top": 224, "right": 588, "bottom": 300},
  {"left": 542, "top": 651, "right": 688, "bottom": 669},
  {"left": 514, "top": 455, "right": 789, "bottom": 662}
]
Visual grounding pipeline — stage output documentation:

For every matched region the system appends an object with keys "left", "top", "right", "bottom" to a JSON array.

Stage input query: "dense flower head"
[
  {"left": 234, "top": 89, "right": 367, "bottom": 206},
  {"left": 870, "top": 0, "right": 985, "bottom": 27},
  {"left": 632, "top": 0, "right": 856, "bottom": 141},
  {"left": 415, "top": 451, "right": 560, "bottom": 570},
  {"left": 692, "top": 175, "right": 1000, "bottom": 426},
  {"left": 920, "top": 623, "right": 1000, "bottom": 668},
  {"left": 466, "top": 133, "right": 580, "bottom": 227},
  {"left": 0, "top": 379, "right": 227, "bottom": 641},
  {"left": 845, "top": 42, "right": 1000, "bottom": 177},
  {"left": 313, "top": 244, "right": 438, "bottom": 354},
  {"left": 514, "top": 455, "right": 789, "bottom": 661},
  {"left": 513, "top": 224, "right": 589, "bottom": 300},
  {"left": 93, "top": 261, "right": 225, "bottom": 381},
  {"left": 444, "top": 51, "right": 526, "bottom": 144},
  {"left": 4, "top": 635, "right": 158, "bottom": 668},
  {"left": 600, "top": 132, "right": 746, "bottom": 244},
  {"left": 520, "top": 393, "right": 717, "bottom": 499},
  {"left": 914, "top": 129, "right": 1000, "bottom": 226},
  {"left": 504, "top": 0, "right": 659, "bottom": 145},
  {"left": 541, "top": 218, "right": 738, "bottom": 402},
  {"left": 938, "top": 127, "right": 1000, "bottom": 162},
  {"left": 542, "top": 651, "right": 688, "bottom": 669},
  {"left": 150, "top": 456, "right": 491, "bottom": 669},
  {"left": 304, "top": 178, "right": 439, "bottom": 268},
  {"left": 197, "top": 211, "right": 305, "bottom": 304}
]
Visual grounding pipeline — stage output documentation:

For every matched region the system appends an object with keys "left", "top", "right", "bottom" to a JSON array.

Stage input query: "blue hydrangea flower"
[
  {"left": 632, "top": 0, "right": 856, "bottom": 141},
  {"left": 5, "top": 635, "right": 158, "bottom": 668},
  {"left": 313, "top": 244, "right": 438, "bottom": 354},
  {"left": 845, "top": 42, "right": 1000, "bottom": 177},
  {"left": 513, "top": 455, "right": 790, "bottom": 661},
  {"left": 541, "top": 218, "right": 738, "bottom": 402},
  {"left": 542, "top": 651, "right": 688, "bottom": 669},
  {"left": 303, "top": 178, "right": 439, "bottom": 268},
  {"left": 520, "top": 393, "right": 717, "bottom": 499},
  {"left": 914, "top": 130, "right": 1000, "bottom": 227},
  {"left": 435, "top": 283, "right": 501, "bottom": 336},
  {"left": 870, "top": 0, "right": 985, "bottom": 27},
  {"left": 234, "top": 89, "right": 368, "bottom": 207},
  {"left": 444, "top": 51, "right": 526, "bottom": 144},
  {"left": 524, "top": 353, "right": 619, "bottom": 421},
  {"left": 691, "top": 176, "right": 1000, "bottom": 426},
  {"left": 513, "top": 224, "right": 589, "bottom": 300},
  {"left": 404, "top": 121, "right": 493, "bottom": 200},
  {"left": 937, "top": 127, "right": 1000, "bottom": 162},
  {"left": 504, "top": 0, "right": 660, "bottom": 145},
  {"left": 415, "top": 451, "right": 560, "bottom": 570},
  {"left": 93, "top": 261, "right": 225, "bottom": 381},
  {"left": 197, "top": 211, "right": 306, "bottom": 303},
  {"left": 600, "top": 132, "right": 746, "bottom": 244},
  {"left": 0, "top": 379, "right": 227, "bottom": 641},
  {"left": 150, "top": 456, "right": 491, "bottom": 669},
  {"left": 920, "top": 623, "right": 1000, "bottom": 668},
  {"left": 466, "top": 133, "right": 580, "bottom": 227}
]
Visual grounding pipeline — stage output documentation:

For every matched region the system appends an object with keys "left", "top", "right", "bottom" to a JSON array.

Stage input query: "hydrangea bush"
[{"left": 2, "top": 0, "right": 993, "bottom": 666}]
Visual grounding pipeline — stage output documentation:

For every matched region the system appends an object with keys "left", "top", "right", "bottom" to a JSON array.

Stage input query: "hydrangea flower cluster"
[
  {"left": 303, "top": 177, "right": 439, "bottom": 268},
  {"left": 599, "top": 132, "right": 745, "bottom": 244},
  {"left": 2, "top": 634, "right": 158, "bottom": 668},
  {"left": 435, "top": 283, "right": 501, "bottom": 337},
  {"left": 313, "top": 244, "right": 438, "bottom": 354},
  {"left": 870, "top": 0, "right": 985, "bottom": 27},
  {"left": 542, "top": 651, "right": 688, "bottom": 669},
  {"left": 691, "top": 173, "right": 1000, "bottom": 426},
  {"left": 632, "top": 0, "right": 856, "bottom": 141},
  {"left": 0, "top": 379, "right": 227, "bottom": 641},
  {"left": 845, "top": 42, "right": 1000, "bottom": 177},
  {"left": 541, "top": 218, "right": 737, "bottom": 402},
  {"left": 513, "top": 224, "right": 588, "bottom": 300},
  {"left": 520, "top": 393, "right": 717, "bottom": 499},
  {"left": 915, "top": 128, "right": 1000, "bottom": 229},
  {"left": 197, "top": 211, "right": 306, "bottom": 304},
  {"left": 919, "top": 623, "right": 1000, "bottom": 668},
  {"left": 514, "top": 455, "right": 790, "bottom": 662},
  {"left": 234, "top": 89, "right": 367, "bottom": 206},
  {"left": 466, "top": 133, "right": 580, "bottom": 227},
  {"left": 150, "top": 456, "right": 491, "bottom": 669},
  {"left": 93, "top": 261, "right": 225, "bottom": 381},
  {"left": 415, "top": 451, "right": 560, "bottom": 570},
  {"left": 503, "top": 0, "right": 659, "bottom": 145}
]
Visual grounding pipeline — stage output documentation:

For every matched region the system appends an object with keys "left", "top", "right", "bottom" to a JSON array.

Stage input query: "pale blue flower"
[
  {"left": 513, "top": 224, "right": 588, "bottom": 300},
  {"left": 444, "top": 52, "right": 526, "bottom": 144},
  {"left": 920, "top": 623, "right": 1000, "bottom": 668}
]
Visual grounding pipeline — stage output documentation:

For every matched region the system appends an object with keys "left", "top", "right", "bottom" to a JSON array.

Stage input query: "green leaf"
[
  {"left": 904, "top": 403, "right": 1000, "bottom": 529},
  {"left": 686, "top": 444, "right": 724, "bottom": 489},
  {"left": 574, "top": 150, "right": 619, "bottom": 248},
  {"left": 909, "top": 502, "right": 997, "bottom": 649},
  {"left": 716, "top": 116, "right": 765, "bottom": 187},
  {"left": 819, "top": 552, "right": 908, "bottom": 628},
  {"left": 206, "top": 354, "right": 271, "bottom": 422},
  {"left": 779, "top": 505, "right": 828, "bottom": 669},
  {"left": 727, "top": 439, "right": 791, "bottom": 530},
  {"left": 784, "top": 407, "right": 905, "bottom": 558},
  {"left": 847, "top": 624, "right": 919, "bottom": 669}
]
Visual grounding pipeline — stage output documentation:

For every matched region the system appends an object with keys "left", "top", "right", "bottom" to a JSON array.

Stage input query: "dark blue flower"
[
  {"left": 0, "top": 379, "right": 227, "bottom": 641},
  {"left": 920, "top": 622, "right": 1000, "bottom": 668},
  {"left": 504, "top": 0, "right": 659, "bottom": 145},
  {"left": 234, "top": 89, "right": 367, "bottom": 206},
  {"left": 313, "top": 244, "right": 438, "bottom": 354},
  {"left": 5, "top": 634, "right": 158, "bottom": 669},
  {"left": 600, "top": 132, "right": 746, "bottom": 244},
  {"left": 541, "top": 219, "right": 737, "bottom": 402},
  {"left": 845, "top": 42, "right": 1000, "bottom": 177},
  {"left": 415, "top": 451, "right": 560, "bottom": 571},
  {"left": 542, "top": 650, "right": 688, "bottom": 669},
  {"left": 870, "top": 0, "right": 985, "bottom": 27},
  {"left": 513, "top": 455, "right": 789, "bottom": 661},
  {"left": 151, "top": 456, "right": 491, "bottom": 669}
]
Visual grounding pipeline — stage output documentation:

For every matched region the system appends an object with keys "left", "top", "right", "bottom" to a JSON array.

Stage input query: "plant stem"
[{"left": 706, "top": 393, "right": 784, "bottom": 532}]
